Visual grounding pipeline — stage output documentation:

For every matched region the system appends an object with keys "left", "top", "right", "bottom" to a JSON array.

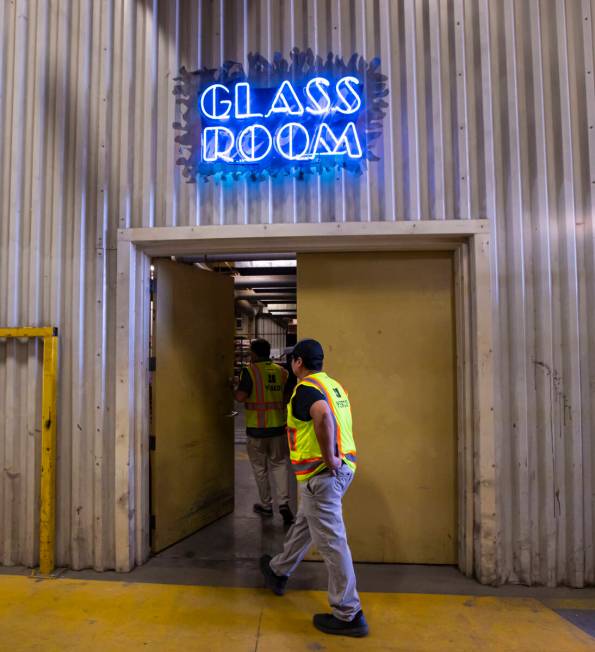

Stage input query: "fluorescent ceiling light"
[{"left": 234, "top": 260, "right": 296, "bottom": 268}]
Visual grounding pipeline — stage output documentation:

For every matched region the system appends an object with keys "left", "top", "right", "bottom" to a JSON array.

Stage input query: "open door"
[
  {"left": 298, "top": 251, "right": 457, "bottom": 564},
  {"left": 151, "top": 259, "right": 235, "bottom": 553}
]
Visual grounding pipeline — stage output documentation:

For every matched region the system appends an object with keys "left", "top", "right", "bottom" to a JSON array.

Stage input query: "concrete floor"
[
  {"left": 58, "top": 444, "right": 595, "bottom": 600},
  {"left": 1, "top": 441, "right": 595, "bottom": 648}
]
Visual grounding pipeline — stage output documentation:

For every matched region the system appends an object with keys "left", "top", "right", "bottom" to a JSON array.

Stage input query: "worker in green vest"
[
  {"left": 259, "top": 339, "right": 368, "bottom": 638},
  {"left": 235, "top": 338, "right": 294, "bottom": 526}
]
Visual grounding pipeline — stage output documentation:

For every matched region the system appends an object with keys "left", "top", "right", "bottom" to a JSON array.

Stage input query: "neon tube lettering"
[
  {"left": 200, "top": 84, "right": 232, "bottom": 120},
  {"left": 234, "top": 82, "right": 262, "bottom": 119},
  {"left": 265, "top": 80, "right": 305, "bottom": 117},
  {"left": 311, "top": 124, "right": 337, "bottom": 155},
  {"left": 312, "top": 122, "right": 363, "bottom": 159},
  {"left": 198, "top": 74, "right": 367, "bottom": 167},
  {"left": 305, "top": 77, "right": 331, "bottom": 115},
  {"left": 237, "top": 124, "right": 273, "bottom": 162},
  {"left": 334, "top": 76, "right": 362, "bottom": 115},
  {"left": 202, "top": 126, "right": 235, "bottom": 162},
  {"left": 275, "top": 122, "right": 311, "bottom": 160},
  {"left": 332, "top": 122, "right": 363, "bottom": 158}
]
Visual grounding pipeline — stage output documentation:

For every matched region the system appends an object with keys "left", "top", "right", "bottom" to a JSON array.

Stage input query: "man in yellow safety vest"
[
  {"left": 259, "top": 339, "right": 368, "bottom": 638},
  {"left": 234, "top": 338, "right": 294, "bottom": 525}
]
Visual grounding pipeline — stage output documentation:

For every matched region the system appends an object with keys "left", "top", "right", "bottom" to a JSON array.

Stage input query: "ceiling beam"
[
  {"left": 233, "top": 275, "right": 296, "bottom": 288},
  {"left": 236, "top": 293, "right": 296, "bottom": 303}
]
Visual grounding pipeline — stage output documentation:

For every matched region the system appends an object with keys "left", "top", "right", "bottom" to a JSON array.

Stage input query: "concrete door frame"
[{"left": 115, "top": 220, "right": 496, "bottom": 584}]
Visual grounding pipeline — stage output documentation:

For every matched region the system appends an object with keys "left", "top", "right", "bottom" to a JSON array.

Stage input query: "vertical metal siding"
[{"left": 0, "top": 0, "right": 594, "bottom": 585}]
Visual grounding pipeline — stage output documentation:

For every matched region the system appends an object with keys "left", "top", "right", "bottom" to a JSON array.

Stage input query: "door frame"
[{"left": 115, "top": 220, "right": 496, "bottom": 584}]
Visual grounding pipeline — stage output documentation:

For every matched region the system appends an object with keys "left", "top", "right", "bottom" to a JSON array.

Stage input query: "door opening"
[
  {"left": 147, "top": 250, "right": 457, "bottom": 566},
  {"left": 148, "top": 255, "right": 298, "bottom": 557}
]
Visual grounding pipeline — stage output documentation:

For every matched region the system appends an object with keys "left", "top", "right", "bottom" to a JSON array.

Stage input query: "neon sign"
[{"left": 174, "top": 49, "right": 389, "bottom": 183}]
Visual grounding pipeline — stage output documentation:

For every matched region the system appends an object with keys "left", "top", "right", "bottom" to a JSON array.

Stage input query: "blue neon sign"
[{"left": 174, "top": 49, "right": 389, "bottom": 183}]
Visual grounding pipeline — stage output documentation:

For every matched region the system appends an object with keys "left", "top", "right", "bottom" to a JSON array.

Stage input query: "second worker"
[{"left": 235, "top": 338, "right": 295, "bottom": 525}]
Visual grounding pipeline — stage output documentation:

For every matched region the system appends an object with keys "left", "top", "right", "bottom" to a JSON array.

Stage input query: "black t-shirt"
[
  {"left": 291, "top": 385, "right": 326, "bottom": 421},
  {"left": 238, "top": 367, "right": 253, "bottom": 395}
]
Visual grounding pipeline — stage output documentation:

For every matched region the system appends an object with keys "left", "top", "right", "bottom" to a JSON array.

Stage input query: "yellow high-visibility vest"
[
  {"left": 244, "top": 361, "right": 288, "bottom": 429},
  {"left": 287, "top": 371, "right": 357, "bottom": 482}
]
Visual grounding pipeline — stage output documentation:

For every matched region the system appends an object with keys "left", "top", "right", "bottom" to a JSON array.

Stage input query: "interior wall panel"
[{"left": 0, "top": 0, "right": 594, "bottom": 586}]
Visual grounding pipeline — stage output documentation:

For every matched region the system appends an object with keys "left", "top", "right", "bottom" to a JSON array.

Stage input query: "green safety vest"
[
  {"left": 287, "top": 371, "right": 357, "bottom": 482},
  {"left": 244, "top": 361, "right": 288, "bottom": 429}
]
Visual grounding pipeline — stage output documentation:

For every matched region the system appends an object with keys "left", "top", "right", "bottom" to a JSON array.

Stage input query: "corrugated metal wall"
[
  {"left": 256, "top": 315, "right": 288, "bottom": 358},
  {"left": 0, "top": 0, "right": 594, "bottom": 585}
]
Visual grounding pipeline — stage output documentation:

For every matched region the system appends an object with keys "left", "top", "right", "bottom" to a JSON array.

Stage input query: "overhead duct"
[
  {"left": 237, "top": 293, "right": 297, "bottom": 303},
  {"left": 170, "top": 256, "right": 213, "bottom": 271},
  {"left": 233, "top": 275, "right": 296, "bottom": 288},
  {"left": 235, "top": 299, "right": 258, "bottom": 316}
]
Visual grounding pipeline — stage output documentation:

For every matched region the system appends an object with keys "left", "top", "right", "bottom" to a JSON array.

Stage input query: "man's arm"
[
  {"left": 310, "top": 400, "right": 341, "bottom": 475},
  {"left": 234, "top": 368, "right": 251, "bottom": 402}
]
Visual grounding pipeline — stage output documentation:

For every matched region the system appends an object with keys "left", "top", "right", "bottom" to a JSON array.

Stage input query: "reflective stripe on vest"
[
  {"left": 287, "top": 427, "right": 298, "bottom": 452},
  {"left": 244, "top": 362, "right": 287, "bottom": 430},
  {"left": 301, "top": 374, "right": 343, "bottom": 454},
  {"left": 290, "top": 457, "right": 327, "bottom": 476},
  {"left": 291, "top": 455, "right": 357, "bottom": 475},
  {"left": 245, "top": 402, "right": 285, "bottom": 410},
  {"left": 251, "top": 363, "right": 266, "bottom": 428}
]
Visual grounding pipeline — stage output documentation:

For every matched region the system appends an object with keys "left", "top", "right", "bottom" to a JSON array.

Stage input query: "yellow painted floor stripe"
[{"left": 0, "top": 575, "right": 593, "bottom": 651}]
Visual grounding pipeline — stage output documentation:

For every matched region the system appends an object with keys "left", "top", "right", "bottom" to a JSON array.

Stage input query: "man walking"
[
  {"left": 235, "top": 338, "right": 294, "bottom": 525},
  {"left": 260, "top": 339, "right": 368, "bottom": 638}
]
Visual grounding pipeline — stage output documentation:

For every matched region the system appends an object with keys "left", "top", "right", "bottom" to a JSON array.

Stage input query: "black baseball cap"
[{"left": 292, "top": 339, "right": 324, "bottom": 370}]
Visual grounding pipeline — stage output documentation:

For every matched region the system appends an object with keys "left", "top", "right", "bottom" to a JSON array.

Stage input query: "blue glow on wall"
[{"left": 174, "top": 49, "right": 389, "bottom": 183}]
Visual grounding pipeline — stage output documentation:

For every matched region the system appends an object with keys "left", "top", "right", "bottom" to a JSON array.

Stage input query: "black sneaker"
[
  {"left": 259, "top": 554, "right": 288, "bottom": 596},
  {"left": 312, "top": 610, "right": 369, "bottom": 637},
  {"left": 253, "top": 503, "right": 273, "bottom": 516},
  {"left": 279, "top": 504, "right": 295, "bottom": 526}
]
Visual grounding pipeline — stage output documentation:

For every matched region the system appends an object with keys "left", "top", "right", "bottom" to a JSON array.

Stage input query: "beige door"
[
  {"left": 151, "top": 259, "right": 235, "bottom": 553},
  {"left": 298, "top": 252, "right": 457, "bottom": 563}
]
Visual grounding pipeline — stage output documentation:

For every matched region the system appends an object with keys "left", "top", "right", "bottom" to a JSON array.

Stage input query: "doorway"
[
  {"left": 147, "top": 250, "right": 457, "bottom": 566},
  {"left": 115, "top": 221, "right": 495, "bottom": 582},
  {"left": 148, "top": 255, "right": 298, "bottom": 557}
]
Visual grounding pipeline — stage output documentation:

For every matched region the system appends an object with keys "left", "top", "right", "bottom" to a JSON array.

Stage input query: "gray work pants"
[
  {"left": 246, "top": 435, "right": 291, "bottom": 508},
  {"left": 270, "top": 464, "right": 361, "bottom": 621}
]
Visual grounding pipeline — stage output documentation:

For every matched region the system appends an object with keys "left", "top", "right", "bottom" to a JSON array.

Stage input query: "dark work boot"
[
  {"left": 259, "top": 554, "right": 288, "bottom": 596},
  {"left": 279, "top": 504, "right": 295, "bottom": 526},
  {"left": 253, "top": 503, "right": 273, "bottom": 517},
  {"left": 313, "top": 610, "right": 369, "bottom": 637}
]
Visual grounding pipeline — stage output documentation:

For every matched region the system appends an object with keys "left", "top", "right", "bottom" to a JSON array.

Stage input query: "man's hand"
[
  {"left": 235, "top": 388, "right": 249, "bottom": 402},
  {"left": 328, "top": 455, "right": 342, "bottom": 476}
]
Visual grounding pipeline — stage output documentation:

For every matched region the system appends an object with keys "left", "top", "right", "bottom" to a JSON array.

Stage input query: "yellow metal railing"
[{"left": 0, "top": 327, "right": 59, "bottom": 575}]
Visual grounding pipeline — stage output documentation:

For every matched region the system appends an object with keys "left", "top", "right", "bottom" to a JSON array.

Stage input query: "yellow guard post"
[{"left": 0, "top": 327, "right": 59, "bottom": 575}]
